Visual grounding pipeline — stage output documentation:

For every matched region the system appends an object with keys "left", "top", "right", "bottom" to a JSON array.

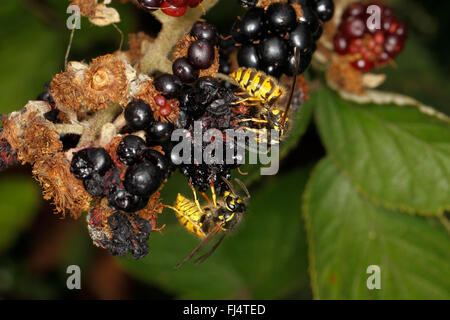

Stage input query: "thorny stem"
[{"left": 139, "top": 0, "right": 220, "bottom": 74}]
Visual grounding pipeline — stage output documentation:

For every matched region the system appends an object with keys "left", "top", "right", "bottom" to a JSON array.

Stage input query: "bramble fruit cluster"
[
  {"left": 232, "top": 0, "right": 334, "bottom": 77},
  {"left": 333, "top": 2, "right": 408, "bottom": 72},
  {"left": 138, "top": 0, "right": 205, "bottom": 17}
]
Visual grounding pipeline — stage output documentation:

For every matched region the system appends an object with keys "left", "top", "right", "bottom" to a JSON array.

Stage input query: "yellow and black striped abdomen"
[
  {"left": 174, "top": 194, "right": 206, "bottom": 239},
  {"left": 230, "top": 68, "right": 284, "bottom": 105}
]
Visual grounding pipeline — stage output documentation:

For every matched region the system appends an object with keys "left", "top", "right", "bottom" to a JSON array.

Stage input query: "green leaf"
[
  {"left": 303, "top": 158, "right": 450, "bottom": 300},
  {"left": 0, "top": 176, "right": 41, "bottom": 253},
  {"left": 119, "top": 167, "right": 312, "bottom": 299},
  {"left": 315, "top": 88, "right": 450, "bottom": 215}
]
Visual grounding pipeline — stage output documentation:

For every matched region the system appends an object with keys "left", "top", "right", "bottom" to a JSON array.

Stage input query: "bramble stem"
[{"left": 139, "top": 0, "right": 220, "bottom": 74}]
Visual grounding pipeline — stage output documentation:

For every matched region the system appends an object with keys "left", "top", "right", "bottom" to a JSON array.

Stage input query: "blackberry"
[
  {"left": 266, "top": 3, "right": 297, "bottom": 33},
  {"left": 0, "top": 132, "right": 18, "bottom": 172},
  {"left": 238, "top": 0, "right": 257, "bottom": 8},
  {"left": 265, "top": 64, "right": 283, "bottom": 78},
  {"left": 334, "top": 2, "right": 407, "bottom": 72},
  {"left": 258, "top": 36, "right": 289, "bottom": 68},
  {"left": 191, "top": 22, "right": 217, "bottom": 44},
  {"left": 103, "top": 211, "right": 151, "bottom": 259},
  {"left": 232, "top": 8, "right": 266, "bottom": 43},
  {"left": 125, "top": 100, "right": 154, "bottom": 131},
  {"left": 124, "top": 161, "right": 161, "bottom": 196},
  {"left": 288, "top": 23, "right": 314, "bottom": 54},
  {"left": 107, "top": 185, "right": 149, "bottom": 212},
  {"left": 147, "top": 121, "right": 174, "bottom": 143},
  {"left": 70, "top": 148, "right": 112, "bottom": 180},
  {"left": 83, "top": 173, "right": 106, "bottom": 197},
  {"left": 117, "top": 135, "right": 147, "bottom": 165},
  {"left": 238, "top": 44, "right": 261, "bottom": 69},
  {"left": 44, "top": 109, "right": 59, "bottom": 123},
  {"left": 36, "top": 82, "right": 55, "bottom": 105},
  {"left": 179, "top": 87, "right": 207, "bottom": 118},
  {"left": 145, "top": 149, "right": 170, "bottom": 179},
  {"left": 154, "top": 73, "right": 182, "bottom": 98},
  {"left": 284, "top": 51, "right": 312, "bottom": 76},
  {"left": 172, "top": 57, "right": 199, "bottom": 83},
  {"left": 290, "top": 0, "right": 320, "bottom": 34},
  {"left": 312, "top": 0, "right": 335, "bottom": 22},
  {"left": 188, "top": 40, "right": 215, "bottom": 69},
  {"left": 219, "top": 57, "right": 231, "bottom": 74}
]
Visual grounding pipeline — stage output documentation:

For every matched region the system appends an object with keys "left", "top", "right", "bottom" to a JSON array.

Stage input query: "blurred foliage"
[{"left": 0, "top": 0, "right": 449, "bottom": 300}]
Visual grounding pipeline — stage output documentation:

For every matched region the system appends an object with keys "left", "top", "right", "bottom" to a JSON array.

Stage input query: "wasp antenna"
[
  {"left": 194, "top": 233, "right": 227, "bottom": 265},
  {"left": 221, "top": 176, "right": 237, "bottom": 196},
  {"left": 175, "top": 227, "right": 220, "bottom": 269},
  {"left": 281, "top": 46, "right": 301, "bottom": 127},
  {"left": 234, "top": 178, "right": 250, "bottom": 199}
]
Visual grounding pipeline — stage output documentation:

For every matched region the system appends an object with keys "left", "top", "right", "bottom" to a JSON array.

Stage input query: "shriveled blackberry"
[
  {"left": 70, "top": 148, "right": 112, "bottom": 180},
  {"left": 117, "top": 135, "right": 147, "bottom": 165},
  {"left": 102, "top": 211, "right": 152, "bottom": 259}
]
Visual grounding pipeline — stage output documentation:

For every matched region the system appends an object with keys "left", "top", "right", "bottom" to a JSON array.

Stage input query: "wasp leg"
[
  {"left": 231, "top": 118, "right": 269, "bottom": 125},
  {"left": 200, "top": 192, "right": 211, "bottom": 204},
  {"left": 189, "top": 182, "right": 203, "bottom": 213},
  {"left": 210, "top": 183, "right": 217, "bottom": 208},
  {"left": 230, "top": 97, "right": 264, "bottom": 105}
]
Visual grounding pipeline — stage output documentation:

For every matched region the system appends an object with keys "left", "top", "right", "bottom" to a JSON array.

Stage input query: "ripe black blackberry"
[
  {"left": 191, "top": 22, "right": 217, "bottom": 44},
  {"left": 125, "top": 100, "right": 154, "bottom": 131},
  {"left": 145, "top": 149, "right": 170, "bottom": 179},
  {"left": 188, "top": 39, "right": 215, "bottom": 69},
  {"left": 117, "top": 135, "right": 147, "bottom": 165},
  {"left": 107, "top": 185, "right": 149, "bottom": 213},
  {"left": 70, "top": 147, "right": 112, "bottom": 180},
  {"left": 154, "top": 73, "right": 183, "bottom": 98},
  {"left": 231, "top": 0, "right": 334, "bottom": 77},
  {"left": 147, "top": 121, "right": 174, "bottom": 143},
  {"left": 124, "top": 161, "right": 162, "bottom": 196},
  {"left": 172, "top": 57, "right": 199, "bottom": 84}
]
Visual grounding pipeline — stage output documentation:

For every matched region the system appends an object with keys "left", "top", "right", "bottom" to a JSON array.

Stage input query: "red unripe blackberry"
[
  {"left": 161, "top": 2, "right": 187, "bottom": 16},
  {"left": 166, "top": 0, "right": 189, "bottom": 7},
  {"left": 340, "top": 16, "right": 366, "bottom": 38}
]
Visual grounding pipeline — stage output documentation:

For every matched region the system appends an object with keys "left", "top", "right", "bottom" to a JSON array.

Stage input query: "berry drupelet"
[
  {"left": 232, "top": 0, "right": 335, "bottom": 77},
  {"left": 333, "top": 2, "right": 408, "bottom": 72},
  {"left": 117, "top": 135, "right": 147, "bottom": 165},
  {"left": 125, "top": 100, "right": 154, "bottom": 131},
  {"left": 70, "top": 147, "right": 112, "bottom": 180}
]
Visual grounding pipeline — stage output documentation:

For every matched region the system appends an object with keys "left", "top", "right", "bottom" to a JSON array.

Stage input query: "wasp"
[
  {"left": 228, "top": 47, "right": 303, "bottom": 143},
  {"left": 164, "top": 178, "right": 250, "bottom": 268}
]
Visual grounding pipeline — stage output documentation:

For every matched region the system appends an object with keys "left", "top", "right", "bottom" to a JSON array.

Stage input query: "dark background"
[{"left": 0, "top": 0, "right": 448, "bottom": 299}]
